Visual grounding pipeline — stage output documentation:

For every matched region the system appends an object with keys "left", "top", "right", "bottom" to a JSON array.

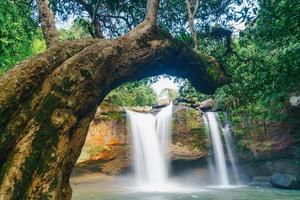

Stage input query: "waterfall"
[
  {"left": 126, "top": 104, "right": 173, "bottom": 188},
  {"left": 204, "top": 112, "right": 241, "bottom": 186},
  {"left": 222, "top": 113, "right": 240, "bottom": 183},
  {"left": 204, "top": 112, "right": 230, "bottom": 186},
  {"left": 156, "top": 104, "right": 173, "bottom": 176},
  {"left": 203, "top": 114, "right": 217, "bottom": 184}
]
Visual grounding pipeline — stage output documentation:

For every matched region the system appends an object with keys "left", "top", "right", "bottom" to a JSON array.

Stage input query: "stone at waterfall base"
[{"left": 270, "top": 173, "right": 300, "bottom": 189}]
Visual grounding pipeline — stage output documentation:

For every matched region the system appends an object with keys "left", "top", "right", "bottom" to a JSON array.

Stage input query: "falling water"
[
  {"left": 126, "top": 104, "right": 173, "bottom": 188},
  {"left": 203, "top": 114, "right": 218, "bottom": 184},
  {"left": 221, "top": 113, "right": 240, "bottom": 183},
  {"left": 156, "top": 104, "right": 173, "bottom": 175},
  {"left": 204, "top": 112, "right": 230, "bottom": 186}
]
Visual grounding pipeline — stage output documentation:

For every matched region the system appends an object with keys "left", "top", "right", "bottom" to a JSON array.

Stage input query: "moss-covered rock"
[
  {"left": 172, "top": 105, "right": 208, "bottom": 156},
  {"left": 231, "top": 112, "right": 300, "bottom": 187}
]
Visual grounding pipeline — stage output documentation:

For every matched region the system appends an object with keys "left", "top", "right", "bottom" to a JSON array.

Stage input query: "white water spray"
[{"left": 126, "top": 104, "right": 173, "bottom": 189}]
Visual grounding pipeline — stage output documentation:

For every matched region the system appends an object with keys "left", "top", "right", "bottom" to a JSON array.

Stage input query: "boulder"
[
  {"left": 270, "top": 173, "right": 300, "bottom": 189},
  {"left": 198, "top": 98, "right": 215, "bottom": 111},
  {"left": 289, "top": 95, "right": 300, "bottom": 107}
]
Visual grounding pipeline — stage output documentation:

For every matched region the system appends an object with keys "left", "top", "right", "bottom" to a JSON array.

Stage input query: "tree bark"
[
  {"left": 37, "top": 0, "right": 58, "bottom": 47},
  {"left": 146, "top": 0, "right": 160, "bottom": 25},
  {"left": 185, "top": 0, "right": 200, "bottom": 51},
  {"left": 0, "top": 8, "right": 224, "bottom": 200}
]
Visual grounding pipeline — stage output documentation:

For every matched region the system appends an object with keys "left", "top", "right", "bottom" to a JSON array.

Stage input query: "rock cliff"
[
  {"left": 232, "top": 104, "right": 300, "bottom": 189},
  {"left": 74, "top": 102, "right": 208, "bottom": 175}
]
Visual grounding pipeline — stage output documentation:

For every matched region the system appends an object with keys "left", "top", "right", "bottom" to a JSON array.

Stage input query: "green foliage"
[
  {"left": 54, "top": 0, "right": 146, "bottom": 37},
  {"left": 104, "top": 112, "right": 125, "bottom": 121},
  {"left": 213, "top": 0, "right": 300, "bottom": 121},
  {"left": 178, "top": 79, "right": 211, "bottom": 103},
  {"left": 58, "top": 18, "right": 91, "bottom": 40},
  {"left": 53, "top": 0, "right": 255, "bottom": 37},
  {"left": 160, "top": 88, "right": 178, "bottom": 101},
  {"left": 159, "top": 0, "right": 257, "bottom": 37},
  {"left": 105, "top": 81, "right": 157, "bottom": 107},
  {"left": 176, "top": 0, "right": 300, "bottom": 122},
  {"left": 0, "top": 1, "right": 45, "bottom": 75},
  {"left": 31, "top": 31, "right": 47, "bottom": 55}
]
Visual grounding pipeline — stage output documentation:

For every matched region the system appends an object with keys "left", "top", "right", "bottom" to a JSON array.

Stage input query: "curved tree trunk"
[{"left": 0, "top": 18, "right": 223, "bottom": 199}]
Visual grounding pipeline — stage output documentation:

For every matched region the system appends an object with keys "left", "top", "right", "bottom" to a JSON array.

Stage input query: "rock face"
[
  {"left": 270, "top": 173, "right": 300, "bottom": 189},
  {"left": 233, "top": 107, "right": 300, "bottom": 189},
  {"left": 75, "top": 102, "right": 208, "bottom": 175},
  {"left": 75, "top": 102, "right": 129, "bottom": 175},
  {"left": 171, "top": 105, "right": 208, "bottom": 160}
]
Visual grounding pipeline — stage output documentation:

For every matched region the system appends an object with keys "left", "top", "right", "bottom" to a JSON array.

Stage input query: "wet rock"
[
  {"left": 124, "top": 106, "right": 153, "bottom": 113},
  {"left": 199, "top": 98, "right": 214, "bottom": 111},
  {"left": 172, "top": 105, "right": 208, "bottom": 155},
  {"left": 157, "top": 98, "right": 171, "bottom": 106},
  {"left": 101, "top": 150, "right": 131, "bottom": 175},
  {"left": 249, "top": 182, "right": 272, "bottom": 188},
  {"left": 270, "top": 173, "right": 300, "bottom": 189},
  {"left": 75, "top": 145, "right": 130, "bottom": 175},
  {"left": 249, "top": 176, "right": 272, "bottom": 188},
  {"left": 170, "top": 144, "right": 206, "bottom": 160}
]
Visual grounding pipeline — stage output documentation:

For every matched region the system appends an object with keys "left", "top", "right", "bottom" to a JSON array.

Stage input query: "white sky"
[
  {"left": 55, "top": 15, "right": 75, "bottom": 29},
  {"left": 151, "top": 77, "right": 179, "bottom": 95}
]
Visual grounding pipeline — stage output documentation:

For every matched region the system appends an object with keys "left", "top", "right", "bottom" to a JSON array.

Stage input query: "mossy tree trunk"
[{"left": 0, "top": 1, "right": 224, "bottom": 199}]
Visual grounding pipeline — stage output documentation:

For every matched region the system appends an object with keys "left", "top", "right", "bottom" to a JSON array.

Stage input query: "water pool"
[{"left": 71, "top": 176, "right": 300, "bottom": 200}]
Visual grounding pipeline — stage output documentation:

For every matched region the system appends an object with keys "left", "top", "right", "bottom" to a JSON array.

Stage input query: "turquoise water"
[{"left": 71, "top": 176, "right": 300, "bottom": 200}]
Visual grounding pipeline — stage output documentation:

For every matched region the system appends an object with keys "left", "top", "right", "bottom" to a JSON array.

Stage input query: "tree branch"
[
  {"left": 77, "top": 0, "right": 104, "bottom": 38},
  {"left": 145, "top": 0, "right": 160, "bottom": 25},
  {"left": 192, "top": 0, "right": 200, "bottom": 17},
  {"left": 97, "top": 14, "right": 133, "bottom": 30},
  {"left": 185, "top": 0, "right": 199, "bottom": 51},
  {"left": 11, "top": 0, "right": 39, "bottom": 30},
  {"left": 91, "top": 0, "right": 103, "bottom": 38},
  {"left": 37, "top": 0, "right": 58, "bottom": 47}
]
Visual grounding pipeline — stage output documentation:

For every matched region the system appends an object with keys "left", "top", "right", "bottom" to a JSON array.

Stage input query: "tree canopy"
[
  {"left": 105, "top": 82, "right": 157, "bottom": 107},
  {"left": 1, "top": 0, "right": 299, "bottom": 120},
  {"left": 51, "top": 0, "right": 257, "bottom": 37},
  {"left": 0, "top": 1, "right": 45, "bottom": 74},
  {"left": 173, "top": 0, "right": 300, "bottom": 121},
  {"left": 213, "top": 0, "right": 300, "bottom": 120}
]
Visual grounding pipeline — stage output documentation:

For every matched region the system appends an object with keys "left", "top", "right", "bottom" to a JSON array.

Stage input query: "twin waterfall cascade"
[
  {"left": 126, "top": 104, "right": 173, "bottom": 189},
  {"left": 127, "top": 106, "right": 239, "bottom": 189},
  {"left": 204, "top": 112, "right": 240, "bottom": 186}
]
